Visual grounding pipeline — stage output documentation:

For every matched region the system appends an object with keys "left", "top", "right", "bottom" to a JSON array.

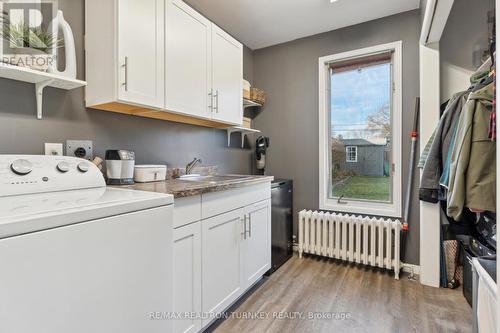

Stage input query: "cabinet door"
[
  {"left": 173, "top": 222, "right": 202, "bottom": 333},
  {"left": 118, "top": 0, "right": 164, "bottom": 108},
  {"left": 202, "top": 208, "right": 244, "bottom": 327},
  {"left": 165, "top": 0, "right": 212, "bottom": 119},
  {"left": 242, "top": 200, "right": 272, "bottom": 289},
  {"left": 211, "top": 24, "right": 243, "bottom": 125}
]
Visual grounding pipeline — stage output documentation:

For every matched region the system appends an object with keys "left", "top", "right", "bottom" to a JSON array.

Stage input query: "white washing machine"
[{"left": 0, "top": 155, "right": 174, "bottom": 333}]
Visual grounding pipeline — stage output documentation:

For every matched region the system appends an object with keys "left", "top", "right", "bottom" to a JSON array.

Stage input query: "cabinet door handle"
[
  {"left": 248, "top": 214, "right": 252, "bottom": 238},
  {"left": 213, "top": 90, "right": 219, "bottom": 113},
  {"left": 122, "top": 57, "right": 128, "bottom": 91},
  {"left": 241, "top": 215, "right": 247, "bottom": 240},
  {"left": 208, "top": 89, "right": 213, "bottom": 111}
]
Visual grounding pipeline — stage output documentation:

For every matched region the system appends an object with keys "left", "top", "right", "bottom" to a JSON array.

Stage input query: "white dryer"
[{"left": 0, "top": 155, "right": 174, "bottom": 333}]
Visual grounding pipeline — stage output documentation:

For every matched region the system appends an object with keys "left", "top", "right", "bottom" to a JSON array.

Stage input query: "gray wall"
[
  {"left": 252, "top": 10, "right": 422, "bottom": 264},
  {"left": 440, "top": 0, "right": 495, "bottom": 100},
  {"left": 441, "top": 0, "right": 495, "bottom": 72},
  {"left": 0, "top": 0, "right": 255, "bottom": 173},
  {"left": 243, "top": 46, "right": 254, "bottom": 84}
]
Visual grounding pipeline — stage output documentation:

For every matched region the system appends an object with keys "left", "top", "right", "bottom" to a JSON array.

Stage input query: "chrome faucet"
[{"left": 186, "top": 158, "right": 202, "bottom": 175}]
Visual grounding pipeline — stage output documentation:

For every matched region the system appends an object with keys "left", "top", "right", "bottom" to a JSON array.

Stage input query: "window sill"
[{"left": 320, "top": 199, "right": 401, "bottom": 218}]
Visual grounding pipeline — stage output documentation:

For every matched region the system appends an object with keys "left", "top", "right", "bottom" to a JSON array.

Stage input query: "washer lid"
[{"left": 0, "top": 187, "right": 173, "bottom": 239}]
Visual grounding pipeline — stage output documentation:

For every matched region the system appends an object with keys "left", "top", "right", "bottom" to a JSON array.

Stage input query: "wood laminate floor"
[{"left": 212, "top": 255, "right": 472, "bottom": 333}]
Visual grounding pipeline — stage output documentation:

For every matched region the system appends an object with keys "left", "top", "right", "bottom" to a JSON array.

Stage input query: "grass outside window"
[{"left": 332, "top": 176, "right": 390, "bottom": 202}]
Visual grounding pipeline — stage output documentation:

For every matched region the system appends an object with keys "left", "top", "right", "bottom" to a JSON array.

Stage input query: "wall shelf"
[
  {"left": 243, "top": 98, "right": 264, "bottom": 119},
  {"left": 226, "top": 126, "right": 261, "bottom": 148},
  {"left": 0, "top": 63, "right": 87, "bottom": 119},
  {"left": 243, "top": 98, "right": 263, "bottom": 109}
]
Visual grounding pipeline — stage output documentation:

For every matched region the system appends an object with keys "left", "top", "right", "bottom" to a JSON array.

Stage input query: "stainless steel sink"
[{"left": 178, "top": 175, "right": 252, "bottom": 183}]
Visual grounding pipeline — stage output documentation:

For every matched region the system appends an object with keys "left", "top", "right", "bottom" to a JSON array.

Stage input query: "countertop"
[{"left": 113, "top": 175, "right": 274, "bottom": 198}]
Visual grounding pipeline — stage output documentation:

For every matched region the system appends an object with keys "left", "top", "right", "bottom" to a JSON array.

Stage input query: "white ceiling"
[{"left": 184, "top": 0, "right": 420, "bottom": 50}]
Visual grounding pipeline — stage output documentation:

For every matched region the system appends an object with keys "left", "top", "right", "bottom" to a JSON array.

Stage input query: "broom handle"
[
  {"left": 401, "top": 98, "right": 420, "bottom": 262},
  {"left": 404, "top": 98, "right": 420, "bottom": 225}
]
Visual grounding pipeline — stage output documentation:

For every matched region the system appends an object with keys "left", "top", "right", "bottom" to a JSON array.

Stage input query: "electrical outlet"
[
  {"left": 45, "top": 143, "right": 63, "bottom": 156},
  {"left": 66, "top": 140, "right": 94, "bottom": 160}
]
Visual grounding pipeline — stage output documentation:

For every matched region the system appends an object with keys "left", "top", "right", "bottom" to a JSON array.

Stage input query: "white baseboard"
[
  {"left": 293, "top": 248, "right": 421, "bottom": 277},
  {"left": 401, "top": 263, "right": 421, "bottom": 276}
]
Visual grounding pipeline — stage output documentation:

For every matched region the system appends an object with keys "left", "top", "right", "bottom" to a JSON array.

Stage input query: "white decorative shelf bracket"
[
  {"left": 226, "top": 127, "right": 261, "bottom": 148},
  {"left": 36, "top": 79, "right": 55, "bottom": 119},
  {"left": 0, "top": 62, "right": 86, "bottom": 120}
]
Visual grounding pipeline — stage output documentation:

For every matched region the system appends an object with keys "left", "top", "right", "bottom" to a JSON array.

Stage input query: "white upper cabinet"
[
  {"left": 86, "top": 0, "right": 243, "bottom": 126},
  {"left": 211, "top": 24, "right": 243, "bottom": 125},
  {"left": 165, "top": 0, "right": 212, "bottom": 119},
  {"left": 164, "top": 3, "right": 243, "bottom": 125},
  {"left": 117, "top": 0, "right": 165, "bottom": 108}
]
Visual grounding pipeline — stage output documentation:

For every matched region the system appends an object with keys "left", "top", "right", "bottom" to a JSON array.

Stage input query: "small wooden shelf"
[
  {"left": 243, "top": 98, "right": 263, "bottom": 109},
  {"left": 0, "top": 62, "right": 87, "bottom": 119},
  {"left": 226, "top": 126, "right": 261, "bottom": 148},
  {"left": 243, "top": 98, "right": 264, "bottom": 120}
]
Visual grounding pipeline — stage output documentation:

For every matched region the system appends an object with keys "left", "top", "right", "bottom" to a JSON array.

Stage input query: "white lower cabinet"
[
  {"left": 173, "top": 221, "right": 202, "bottom": 333},
  {"left": 200, "top": 198, "right": 271, "bottom": 329},
  {"left": 201, "top": 208, "right": 245, "bottom": 327},
  {"left": 241, "top": 200, "right": 272, "bottom": 288},
  {"left": 172, "top": 183, "right": 272, "bottom": 332}
]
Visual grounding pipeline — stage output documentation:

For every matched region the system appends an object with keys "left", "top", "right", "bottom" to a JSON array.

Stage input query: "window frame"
[
  {"left": 345, "top": 146, "right": 358, "bottom": 163},
  {"left": 318, "top": 41, "right": 403, "bottom": 218}
]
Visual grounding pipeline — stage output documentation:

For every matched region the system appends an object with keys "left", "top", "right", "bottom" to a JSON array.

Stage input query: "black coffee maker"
[{"left": 255, "top": 136, "right": 270, "bottom": 175}]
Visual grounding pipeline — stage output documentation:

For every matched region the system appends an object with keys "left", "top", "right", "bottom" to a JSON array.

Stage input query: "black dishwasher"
[{"left": 267, "top": 179, "right": 293, "bottom": 275}]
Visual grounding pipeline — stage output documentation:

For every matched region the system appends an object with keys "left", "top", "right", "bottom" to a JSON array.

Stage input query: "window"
[
  {"left": 318, "top": 42, "right": 402, "bottom": 218},
  {"left": 346, "top": 146, "right": 357, "bottom": 163}
]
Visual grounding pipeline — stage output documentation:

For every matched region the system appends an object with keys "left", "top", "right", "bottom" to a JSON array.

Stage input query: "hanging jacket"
[
  {"left": 419, "top": 92, "right": 469, "bottom": 203},
  {"left": 440, "top": 74, "right": 493, "bottom": 195},
  {"left": 439, "top": 122, "right": 459, "bottom": 192},
  {"left": 418, "top": 100, "right": 452, "bottom": 169},
  {"left": 418, "top": 129, "right": 436, "bottom": 169},
  {"left": 447, "top": 81, "right": 496, "bottom": 220}
]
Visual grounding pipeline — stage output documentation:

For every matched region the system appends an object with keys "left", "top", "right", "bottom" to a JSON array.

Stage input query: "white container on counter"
[{"left": 134, "top": 165, "right": 167, "bottom": 183}]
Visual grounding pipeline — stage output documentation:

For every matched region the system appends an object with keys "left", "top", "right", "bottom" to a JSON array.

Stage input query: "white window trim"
[
  {"left": 346, "top": 146, "right": 357, "bottom": 163},
  {"left": 318, "top": 41, "right": 403, "bottom": 218}
]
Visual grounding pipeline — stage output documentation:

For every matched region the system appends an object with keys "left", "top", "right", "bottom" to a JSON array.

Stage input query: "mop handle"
[{"left": 403, "top": 98, "right": 420, "bottom": 228}]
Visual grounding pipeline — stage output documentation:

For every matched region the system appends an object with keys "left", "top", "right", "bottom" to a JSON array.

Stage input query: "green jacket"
[{"left": 447, "top": 81, "right": 496, "bottom": 220}]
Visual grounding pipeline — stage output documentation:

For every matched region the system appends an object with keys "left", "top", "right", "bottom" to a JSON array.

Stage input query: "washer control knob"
[
  {"left": 57, "top": 161, "right": 70, "bottom": 173},
  {"left": 77, "top": 162, "right": 90, "bottom": 173},
  {"left": 10, "top": 159, "right": 33, "bottom": 175}
]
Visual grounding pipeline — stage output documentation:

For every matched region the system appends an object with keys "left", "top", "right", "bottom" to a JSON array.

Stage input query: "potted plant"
[{"left": 1, "top": 23, "right": 62, "bottom": 72}]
